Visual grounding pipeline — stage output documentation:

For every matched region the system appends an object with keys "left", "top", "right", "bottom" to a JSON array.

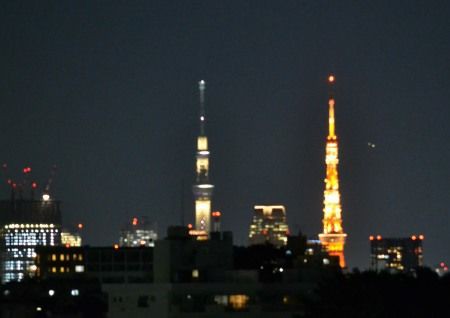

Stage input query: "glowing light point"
[
  {"left": 328, "top": 74, "right": 335, "bottom": 83},
  {"left": 42, "top": 194, "right": 50, "bottom": 201}
]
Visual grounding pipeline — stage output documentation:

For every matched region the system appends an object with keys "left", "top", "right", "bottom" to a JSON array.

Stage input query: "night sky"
[{"left": 1, "top": 1, "right": 449, "bottom": 269}]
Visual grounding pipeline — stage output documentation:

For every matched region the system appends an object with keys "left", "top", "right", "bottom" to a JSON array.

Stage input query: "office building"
[
  {"left": 35, "top": 245, "right": 153, "bottom": 283},
  {"left": 119, "top": 217, "right": 157, "bottom": 247},
  {"left": 248, "top": 205, "right": 289, "bottom": 248},
  {"left": 61, "top": 231, "right": 82, "bottom": 247},
  {"left": 370, "top": 234, "right": 424, "bottom": 273},
  {"left": 0, "top": 196, "right": 62, "bottom": 283}
]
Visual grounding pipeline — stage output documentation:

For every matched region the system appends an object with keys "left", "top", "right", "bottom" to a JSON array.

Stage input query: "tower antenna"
[{"left": 199, "top": 80, "right": 206, "bottom": 135}]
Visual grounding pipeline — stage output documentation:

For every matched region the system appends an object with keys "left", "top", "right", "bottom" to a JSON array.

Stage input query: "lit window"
[
  {"left": 60, "top": 267, "right": 65, "bottom": 273},
  {"left": 60, "top": 254, "right": 64, "bottom": 261},
  {"left": 71, "top": 289, "right": 79, "bottom": 296},
  {"left": 52, "top": 267, "right": 56, "bottom": 273},
  {"left": 214, "top": 295, "right": 228, "bottom": 306},
  {"left": 192, "top": 269, "right": 199, "bottom": 278},
  {"left": 229, "top": 295, "right": 249, "bottom": 310},
  {"left": 75, "top": 265, "right": 85, "bottom": 273},
  {"left": 52, "top": 254, "right": 56, "bottom": 261}
]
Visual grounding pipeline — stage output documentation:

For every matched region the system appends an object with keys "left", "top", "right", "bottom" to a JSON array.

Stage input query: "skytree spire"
[
  {"left": 199, "top": 80, "right": 206, "bottom": 135},
  {"left": 319, "top": 74, "right": 347, "bottom": 268},
  {"left": 192, "top": 80, "right": 214, "bottom": 239}
]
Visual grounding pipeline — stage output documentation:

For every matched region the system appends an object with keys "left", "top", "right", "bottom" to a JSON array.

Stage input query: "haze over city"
[{"left": 1, "top": 0, "right": 449, "bottom": 270}]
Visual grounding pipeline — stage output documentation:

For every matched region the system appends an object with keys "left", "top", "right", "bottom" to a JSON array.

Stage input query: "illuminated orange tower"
[{"left": 318, "top": 75, "right": 347, "bottom": 268}]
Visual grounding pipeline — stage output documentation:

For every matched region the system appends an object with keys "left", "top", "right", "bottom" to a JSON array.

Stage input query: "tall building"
[
  {"left": 119, "top": 217, "right": 158, "bottom": 247},
  {"left": 0, "top": 195, "right": 62, "bottom": 283},
  {"left": 370, "top": 234, "right": 424, "bottom": 273},
  {"left": 248, "top": 205, "right": 289, "bottom": 248},
  {"left": 192, "top": 80, "right": 214, "bottom": 238},
  {"left": 318, "top": 75, "right": 347, "bottom": 268},
  {"left": 61, "top": 231, "right": 82, "bottom": 247}
]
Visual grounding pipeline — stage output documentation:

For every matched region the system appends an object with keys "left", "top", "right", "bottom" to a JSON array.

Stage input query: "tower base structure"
[{"left": 319, "top": 233, "right": 347, "bottom": 268}]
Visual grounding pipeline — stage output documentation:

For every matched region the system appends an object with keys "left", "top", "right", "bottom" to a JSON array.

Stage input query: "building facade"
[
  {"left": 35, "top": 245, "right": 153, "bottom": 283},
  {"left": 370, "top": 235, "right": 424, "bottom": 273},
  {"left": 318, "top": 75, "right": 347, "bottom": 268},
  {"left": 119, "top": 217, "right": 157, "bottom": 247},
  {"left": 248, "top": 205, "right": 289, "bottom": 248},
  {"left": 0, "top": 198, "right": 62, "bottom": 283}
]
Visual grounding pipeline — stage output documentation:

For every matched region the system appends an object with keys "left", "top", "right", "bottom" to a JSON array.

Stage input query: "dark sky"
[{"left": 1, "top": 1, "right": 449, "bottom": 269}]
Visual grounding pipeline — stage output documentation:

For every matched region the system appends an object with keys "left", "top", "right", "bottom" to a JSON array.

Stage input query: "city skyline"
[{"left": 1, "top": 1, "right": 449, "bottom": 269}]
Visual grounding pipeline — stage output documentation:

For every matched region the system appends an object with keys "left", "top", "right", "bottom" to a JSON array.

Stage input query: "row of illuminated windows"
[
  {"left": 7, "top": 248, "right": 36, "bottom": 258},
  {"left": 48, "top": 265, "right": 84, "bottom": 273},
  {"left": 4, "top": 224, "right": 57, "bottom": 229},
  {"left": 5, "top": 233, "right": 58, "bottom": 246},
  {"left": 2, "top": 272, "right": 24, "bottom": 283},
  {"left": 5, "top": 240, "right": 56, "bottom": 247},
  {"left": 4, "top": 260, "right": 26, "bottom": 271},
  {"left": 50, "top": 253, "right": 83, "bottom": 262},
  {"left": 5, "top": 229, "right": 59, "bottom": 233}
]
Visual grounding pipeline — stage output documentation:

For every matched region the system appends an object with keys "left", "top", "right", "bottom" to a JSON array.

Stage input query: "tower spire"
[
  {"left": 319, "top": 74, "right": 347, "bottom": 268},
  {"left": 199, "top": 80, "right": 206, "bottom": 135},
  {"left": 327, "top": 75, "right": 336, "bottom": 140}
]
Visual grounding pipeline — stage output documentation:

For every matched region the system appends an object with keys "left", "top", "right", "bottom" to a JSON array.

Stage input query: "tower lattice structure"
[
  {"left": 192, "top": 80, "right": 214, "bottom": 238},
  {"left": 318, "top": 75, "right": 347, "bottom": 268}
]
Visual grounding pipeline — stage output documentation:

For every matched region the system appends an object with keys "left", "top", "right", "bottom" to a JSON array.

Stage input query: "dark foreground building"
[{"left": 1, "top": 226, "right": 343, "bottom": 317}]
